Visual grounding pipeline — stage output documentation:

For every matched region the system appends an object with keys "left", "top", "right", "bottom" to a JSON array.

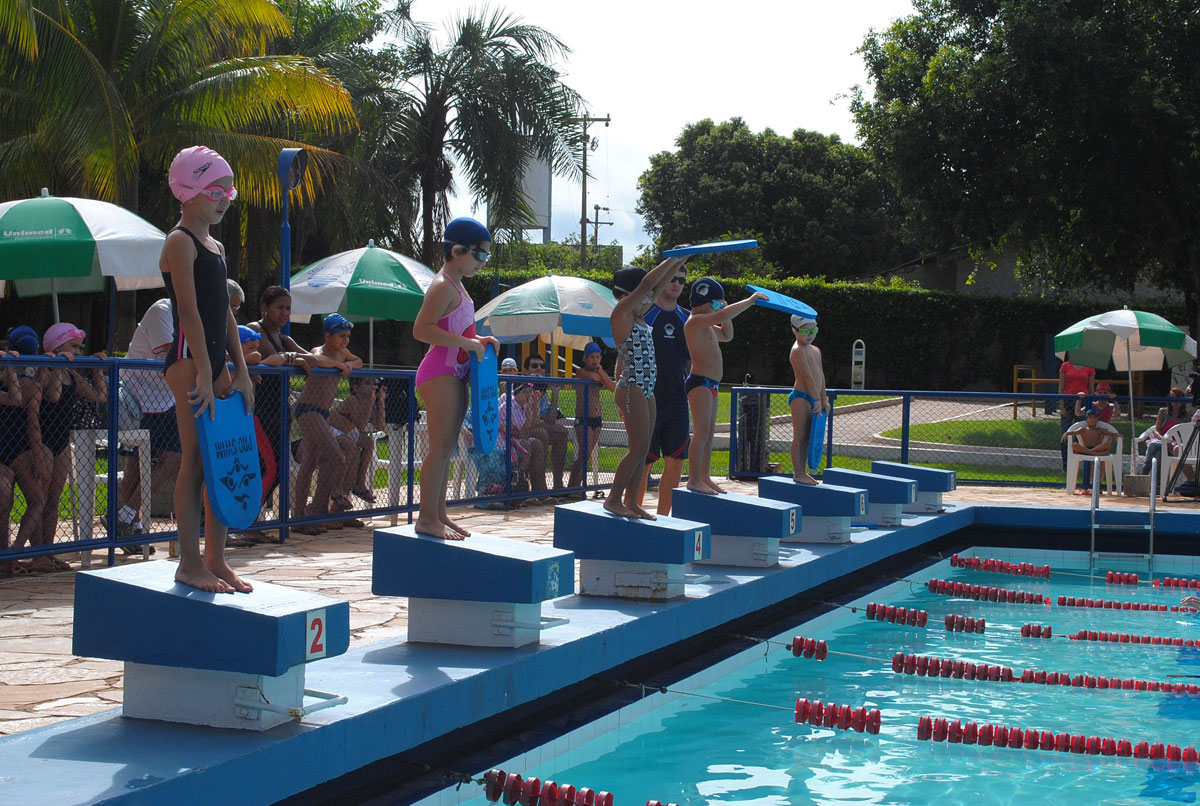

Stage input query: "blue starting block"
[
  {"left": 871, "top": 461, "right": 956, "bottom": 513},
  {"left": 373, "top": 526, "right": 574, "bottom": 647},
  {"left": 822, "top": 468, "right": 918, "bottom": 526},
  {"left": 671, "top": 489, "right": 799, "bottom": 567},
  {"left": 72, "top": 561, "right": 349, "bottom": 731},
  {"left": 757, "top": 476, "right": 867, "bottom": 543},
  {"left": 553, "top": 501, "right": 710, "bottom": 599}
]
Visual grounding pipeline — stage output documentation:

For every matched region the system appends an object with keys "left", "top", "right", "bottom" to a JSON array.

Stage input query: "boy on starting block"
[
  {"left": 683, "top": 279, "right": 766, "bottom": 494},
  {"left": 789, "top": 314, "right": 829, "bottom": 486}
]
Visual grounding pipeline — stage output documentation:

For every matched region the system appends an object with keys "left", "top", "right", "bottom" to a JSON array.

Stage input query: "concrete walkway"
[{"left": 1, "top": 481, "right": 1194, "bottom": 736}]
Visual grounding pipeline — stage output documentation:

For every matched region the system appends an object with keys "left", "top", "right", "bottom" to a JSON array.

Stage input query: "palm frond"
[{"left": 0, "top": 0, "right": 38, "bottom": 60}]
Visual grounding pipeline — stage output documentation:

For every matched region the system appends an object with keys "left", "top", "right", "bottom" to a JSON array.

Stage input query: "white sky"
[{"left": 435, "top": 0, "right": 916, "bottom": 257}]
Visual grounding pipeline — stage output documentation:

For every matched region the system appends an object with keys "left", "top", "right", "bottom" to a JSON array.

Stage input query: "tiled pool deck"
[{"left": 1, "top": 482, "right": 1194, "bottom": 738}]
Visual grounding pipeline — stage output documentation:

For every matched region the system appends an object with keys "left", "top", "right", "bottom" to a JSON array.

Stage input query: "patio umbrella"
[
  {"left": 475, "top": 275, "right": 617, "bottom": 351},
  {"left": 1054, "top": 306, "right": 1198, "bottom": 470},
  {"left": 289, "top": 240, "right": 436, "bottom": 365},
  {"left": 0, "top": 189, "right": 166, "bottom": 325}
]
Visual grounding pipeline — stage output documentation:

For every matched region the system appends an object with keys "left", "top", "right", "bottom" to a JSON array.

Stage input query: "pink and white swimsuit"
[{"left": 416, "top": 281, "right": 476, "bottom": 387}]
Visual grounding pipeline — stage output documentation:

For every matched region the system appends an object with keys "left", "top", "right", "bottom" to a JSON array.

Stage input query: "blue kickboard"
[
  {"left": 871, "top": 461, "right": 957, "bottom": 493},
  {"left": 372, "top": 526, "right": 574, "bottom": 603},
  {"left": 193, "top": 391, "right": 262, "bottom": 530},
  {"left": 671, "top": 489, "right": 800, "bottom": 539},
  {"left": 758, "top": 476, "right": 867, "bottom": 517},
  {"left": 72, "top": 561, "right": 349, "bottom": 677},
  {"left": 822, "top": 468, "right": 918, "bottom": 505},
  {"left": 553, "top": 501, "right": 710, "bottom": 564},
  {"left": 469, "top": 345, "right": 499, "bottom": 454},
  {"left": 747, "top": 283, "right": 819, "bottom": 319},
  {"left": 663, "top": 239, "right": 758, "bottom": 257},
  {"left": 808, "top": 409, "right": 827, "bottom": 470}
]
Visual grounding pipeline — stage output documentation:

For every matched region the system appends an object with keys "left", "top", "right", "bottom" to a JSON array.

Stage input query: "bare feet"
[
  {"left": 686, "top": 481, "right": 717, "bottom": 495},
  {"left": 793, "top": 473, "right": 819, "bottom": 486},
  {"left": 707, "top": 480, "right": 727, "bottom": 494},
  {"left": 414, "top": 518, "right": 465, "bottom": 540},
  {"left": 175, "top": 563, "right": 235, "bottom": 593},
  {"left": 206, "top": 558, "right": 253, "bottom": 593},
  {"left": 441, "top": 515, "right": 470, "bottom": 537},
  {"left": 628, "top": 503, "right": 657, "bottom": 520},
  {"left": 603, "top": 499, "right": 638, "bottom": 518}
]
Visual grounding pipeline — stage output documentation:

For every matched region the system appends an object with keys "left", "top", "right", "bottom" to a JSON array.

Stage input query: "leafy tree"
[
  {"left": 635, "top": 118, "right": 910, "bottom": 280},
  {"left": 391, "top": 6, "right": 584, "bottom": 266},
  {"left": 852, "top": 0, "right": 1200, "bottom": 334}
]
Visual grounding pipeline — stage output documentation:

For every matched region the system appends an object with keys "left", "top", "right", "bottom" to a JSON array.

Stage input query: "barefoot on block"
[
  {"left": 176, "top": 563, "right": 235, "bottom": 594},
  {"left": 414, "top": 518, "right": 466, "bottom": 540},
  {"left": 207, "top": 559, "right": 253, "bottom": 593},
  {"left": 441, "top": 515, "right": 471, "bottom": 537},
  {"left": 686, "top": 480, "right": 717, "bottom": 495},
  {"left": 629, "top": 503, "right": 658, "bottom": 520},
  {"left": 793, "top": 473, "right": 819, "bottom": 486},
  {"left": 603, "top": 498, "right": 638, "bottom": 518}
]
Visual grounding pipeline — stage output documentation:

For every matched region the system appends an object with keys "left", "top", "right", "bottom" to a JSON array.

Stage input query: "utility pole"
[
  {"left": 576, "top": 114, "right": 610, "bottom": 271},
  {"left": 591, "top": 204, "right": 612, "bottom": 259}
]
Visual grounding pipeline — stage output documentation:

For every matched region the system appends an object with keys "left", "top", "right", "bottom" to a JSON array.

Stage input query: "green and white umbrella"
[
  {"left": 475, "top": 274, "right": 616, "bottom": 351},
  {"left": 289, "top": 240, "right": 437, "bottom": 364},
  {"left": 1055, "top": 306, "right": 1198, "bottom": 470},
  {"left": 0, "top": 188, "right": 166, "bottom": 321}
]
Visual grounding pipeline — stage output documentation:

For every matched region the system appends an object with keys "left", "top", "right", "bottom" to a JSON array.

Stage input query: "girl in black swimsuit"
[
  {"left": 161, "top": 145, "right": 254, "bottom": 594},
  {"left": 23, "top": 323, "right": 108, "bottom": 572}
]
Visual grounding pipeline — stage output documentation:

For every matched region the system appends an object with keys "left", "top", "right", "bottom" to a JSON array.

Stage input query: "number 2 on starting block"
[
  {"left": 306, "top": 608, "right": 327, "bottom": 660},
  {"left": 694, "top": 530, "right": 704, "bottom": 560}
]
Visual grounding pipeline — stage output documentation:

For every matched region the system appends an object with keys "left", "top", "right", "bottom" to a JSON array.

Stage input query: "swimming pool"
[{"left": 417, "top": 547, "right": 1200, "bottom": 805}]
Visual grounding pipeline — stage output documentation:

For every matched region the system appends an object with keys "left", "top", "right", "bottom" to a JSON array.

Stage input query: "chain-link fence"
[
  {"left": 0, "top": 356, "right": 624, "bottom": 568},
  {"left": 730, "top": 387, "right": 1179, "bottom": 488}
]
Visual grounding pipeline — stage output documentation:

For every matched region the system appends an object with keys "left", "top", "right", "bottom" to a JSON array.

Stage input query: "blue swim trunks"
[{"left": 789, "top": 389, "right": 817, "bottom": 408}]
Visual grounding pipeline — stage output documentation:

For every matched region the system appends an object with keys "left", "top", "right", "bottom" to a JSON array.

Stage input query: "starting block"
[
  {"left": 757, "top": 476, "right": 866, "bottom": 544},
  {"left": 671, "top": 489, "right": 799, "bottom": 567},
  {"left": 72, "top": 561, "right": 349, "bottom": 731},
  {"left": 871, "top": 461, "right": 956, "bottom": 513},
  {"left": 553, "top": 501, "right": 710, "bottom": 600},
  {"left": 373, "top": 526, "right": 574, "bottom": 648},
  {"left": 821, "top": 468, "right": 917, "bottom": 526}
]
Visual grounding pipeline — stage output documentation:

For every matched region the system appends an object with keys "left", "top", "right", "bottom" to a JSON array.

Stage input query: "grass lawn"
[{"left": 881, "top": 418, "right": 1155, "bottom": 449}]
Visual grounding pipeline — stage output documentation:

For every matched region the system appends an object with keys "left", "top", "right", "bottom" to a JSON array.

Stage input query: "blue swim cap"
[
  {"left": 443, "top": 217, "right": 491, "bottom": 246},
  {"left": 323, "top": 313, "right": 354, "bottom": 333},
  {"left": 584, "top": 342, "right": 602, "bottom": 355},
  {"left": 7, "top": 325, "right": 38, "bottom": 355},
  {"left": 690, "top": 277, "right": 725, "bottom": 307},
  {"left": 237, "top": 325, "right": 259, "bottom": 344},
  {"left": 1085, "top": 407, "right": 1099, "bottom": 417}
]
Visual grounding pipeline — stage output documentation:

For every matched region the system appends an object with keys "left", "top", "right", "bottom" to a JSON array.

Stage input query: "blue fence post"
[
  {"left": 278, "top": 366, "right": 290, "bottom": 543},
  {"left": 106, "top": 357, "right": 119, "bottom": 565},
  {"left": 825, "top": 390, "right": 836, "bottom": 470},
  {"left": 504, "top": 385, "right": 513, "bottom": 509},
  {"left": 407, "top": 376, "right": 416, "bottom": 523},
  {"left": 581, "top": 381, "right": 590, "bottom": 494},
  {"left": 729, "top": 389, "right": 740, "bottom": 474},
  {"left": 900, "top": 392, "right": 912, "bottom": 464}
]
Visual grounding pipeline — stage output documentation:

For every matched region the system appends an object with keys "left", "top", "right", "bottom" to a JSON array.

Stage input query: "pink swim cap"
[
  {"left": 168, "top": 146, "right": 233, "bottom": 202},
  {"left": 44, "top": 322, "right": 85, "bottom": 353}
]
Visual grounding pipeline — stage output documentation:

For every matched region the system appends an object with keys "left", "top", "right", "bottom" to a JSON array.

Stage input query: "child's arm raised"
[{"left": 689, "top": 291, "right": 768, "bottom": 341}]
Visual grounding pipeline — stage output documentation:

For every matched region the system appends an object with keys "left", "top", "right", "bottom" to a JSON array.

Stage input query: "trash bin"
[{"left": 734, "top": 392, "right": 770, "bottom": 477}]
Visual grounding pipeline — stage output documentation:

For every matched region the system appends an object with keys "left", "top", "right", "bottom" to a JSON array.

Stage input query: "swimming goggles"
[
  {"left": 795, "top": 326, "right": 819, "bottom": 337},
  {"left": 199, "top": 185, "right": 238, "bottom": 202}
]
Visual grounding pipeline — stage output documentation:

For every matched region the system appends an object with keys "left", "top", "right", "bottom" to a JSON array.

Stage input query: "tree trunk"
[{"left": 421, "top": 175, "right": 437, "bottom": 268}]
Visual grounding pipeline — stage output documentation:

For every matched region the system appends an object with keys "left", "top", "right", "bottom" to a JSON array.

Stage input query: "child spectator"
[
  {"left": 567, "top": 341, "right": 615, "bottom": 492},
  {"left": 605, "top": 256, "right": 688, "bottom": 518},
  {"left": 682, "top": 279, "right": 766, "bottom": 494},
  {"left": 498, "top": 382, "right": 549, "bottom": 498},
  {"left": 788, "top": 315, "right": 829, "bottom": 486},
  {"left": 332, "top": 376, "right": 387, "bottom": 505},
  {"left": 0, "top": 328, "right": 40, "bottom": 576},
  {"left": 1062, "top": 407, "right": 1118, "bottom": 494},
  {"left": 412, "top": 217, "right": 498, "bottom": 540},
  {"left": 1074, "top": 381, "right": 1120, "bottom": 424},
  {"left": 25, "top": 323, "right": 108, "bottom": 571},
  {"left": 291, "top": 314, "right": 362, "bottom": 532}
]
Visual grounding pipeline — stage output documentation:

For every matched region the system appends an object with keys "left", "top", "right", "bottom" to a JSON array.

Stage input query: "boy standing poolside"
[
  {"left": 789, "top": 315, "right": 829, "bottom": 486},
  {"left": 682, "top": 279, "right": 766, "bottom": 494}
]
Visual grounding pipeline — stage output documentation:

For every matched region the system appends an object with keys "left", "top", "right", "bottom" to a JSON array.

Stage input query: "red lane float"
[
  {"left": 890, "top": 651, "right": 1200, "bottom": 695},
  {"left": 790, "top": 637, "right": 829, "bottom": 660},
  {"left": 795, "top": 699, "right": 882, "bottom": 734},
  {"left": 1106, "top": 572, "right": 1140, "bottom": 585},
  {"left": 926, "top": 578, "right": 1048, "bottom": 605},
  {"left": 865, "top": 602, "right": 929, "bottom": 627},
  {"left": 944, "top": 614, "right": 986, "bottom": 633},
  {"left": 481, "top": 771, "right": 613, "bottom": 806},
  {"left": 916, "top": 715, "right": 1199, "bottom": 764},
  {"left": 1070, "top": 630, "right": 1200, "bottom": 648},
  {"left": 1155, "top": 577, "right": 1200, "bottom": 589},
  {"left": 1055, "top": 595, "right": 1193, "bottom": 613},
  {"left": 950, "top": 554, "right": 1051, "bottom": 579},
  {"left": 1020, "top": 624, "right": 1053, "bottom": 638}
]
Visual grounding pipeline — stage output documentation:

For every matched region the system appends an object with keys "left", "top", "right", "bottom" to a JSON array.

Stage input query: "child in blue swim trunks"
[{"left": 789, "top": 314, "right": 828, "bottom": 485}]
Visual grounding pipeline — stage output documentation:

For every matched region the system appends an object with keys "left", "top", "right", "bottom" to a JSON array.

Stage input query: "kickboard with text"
[
  {"left": 747, "top": 284, "right": 819, "bottom": 319},
  {"left": 809, "top": 409, "right": 827, "bottom": 471},
  {"left": 193, "top": 391, "right": 262, "bottom": 529},
  {"left": 662, "top": 239, "right": 759, "bottom": 257},
  {"left": 470, "top": 345, "right": 499, "bottom": 454}
]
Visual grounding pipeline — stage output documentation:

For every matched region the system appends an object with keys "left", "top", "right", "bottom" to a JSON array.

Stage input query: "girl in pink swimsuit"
[{"left": 413, "top": 217, "right": 498, "bottom": 540}]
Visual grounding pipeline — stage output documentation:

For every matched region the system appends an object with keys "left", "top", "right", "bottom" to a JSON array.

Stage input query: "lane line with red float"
[
  {"left": 915, "top": 715, "right": 1200, "bottom": 761},
  {"left": 948, "top": 554, "right": 1050, "bottom": 579}
]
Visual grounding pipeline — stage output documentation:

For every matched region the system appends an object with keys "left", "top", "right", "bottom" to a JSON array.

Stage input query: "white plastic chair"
[
  {"left": 1160, "top": 422, "right": 1196, "bottom": 494},
  {"left": 1065, "top": 433, "right": 1123, "bottom": 494}
]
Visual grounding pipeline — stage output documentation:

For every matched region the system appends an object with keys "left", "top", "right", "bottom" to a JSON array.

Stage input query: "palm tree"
[
  {"left": 0, "top": 0, "right": 356, "bottom": 212},
  {"left": 394, "top": 6, "right": 584, "bottom": 266}
]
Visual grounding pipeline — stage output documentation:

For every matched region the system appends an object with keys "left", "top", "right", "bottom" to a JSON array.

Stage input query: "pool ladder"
[{"left": 1089, "top": 457, "right": 1157, "bottom": 570}]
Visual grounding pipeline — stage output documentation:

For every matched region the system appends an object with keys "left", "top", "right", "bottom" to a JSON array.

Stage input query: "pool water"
[{"left": 422, "top": 548, "right": 1200, "bottom": 806}]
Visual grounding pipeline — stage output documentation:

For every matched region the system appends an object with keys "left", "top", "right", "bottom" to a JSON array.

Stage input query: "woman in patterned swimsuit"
[{"left": 605, "top": 257, "right": 689, "bottom": 519}]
